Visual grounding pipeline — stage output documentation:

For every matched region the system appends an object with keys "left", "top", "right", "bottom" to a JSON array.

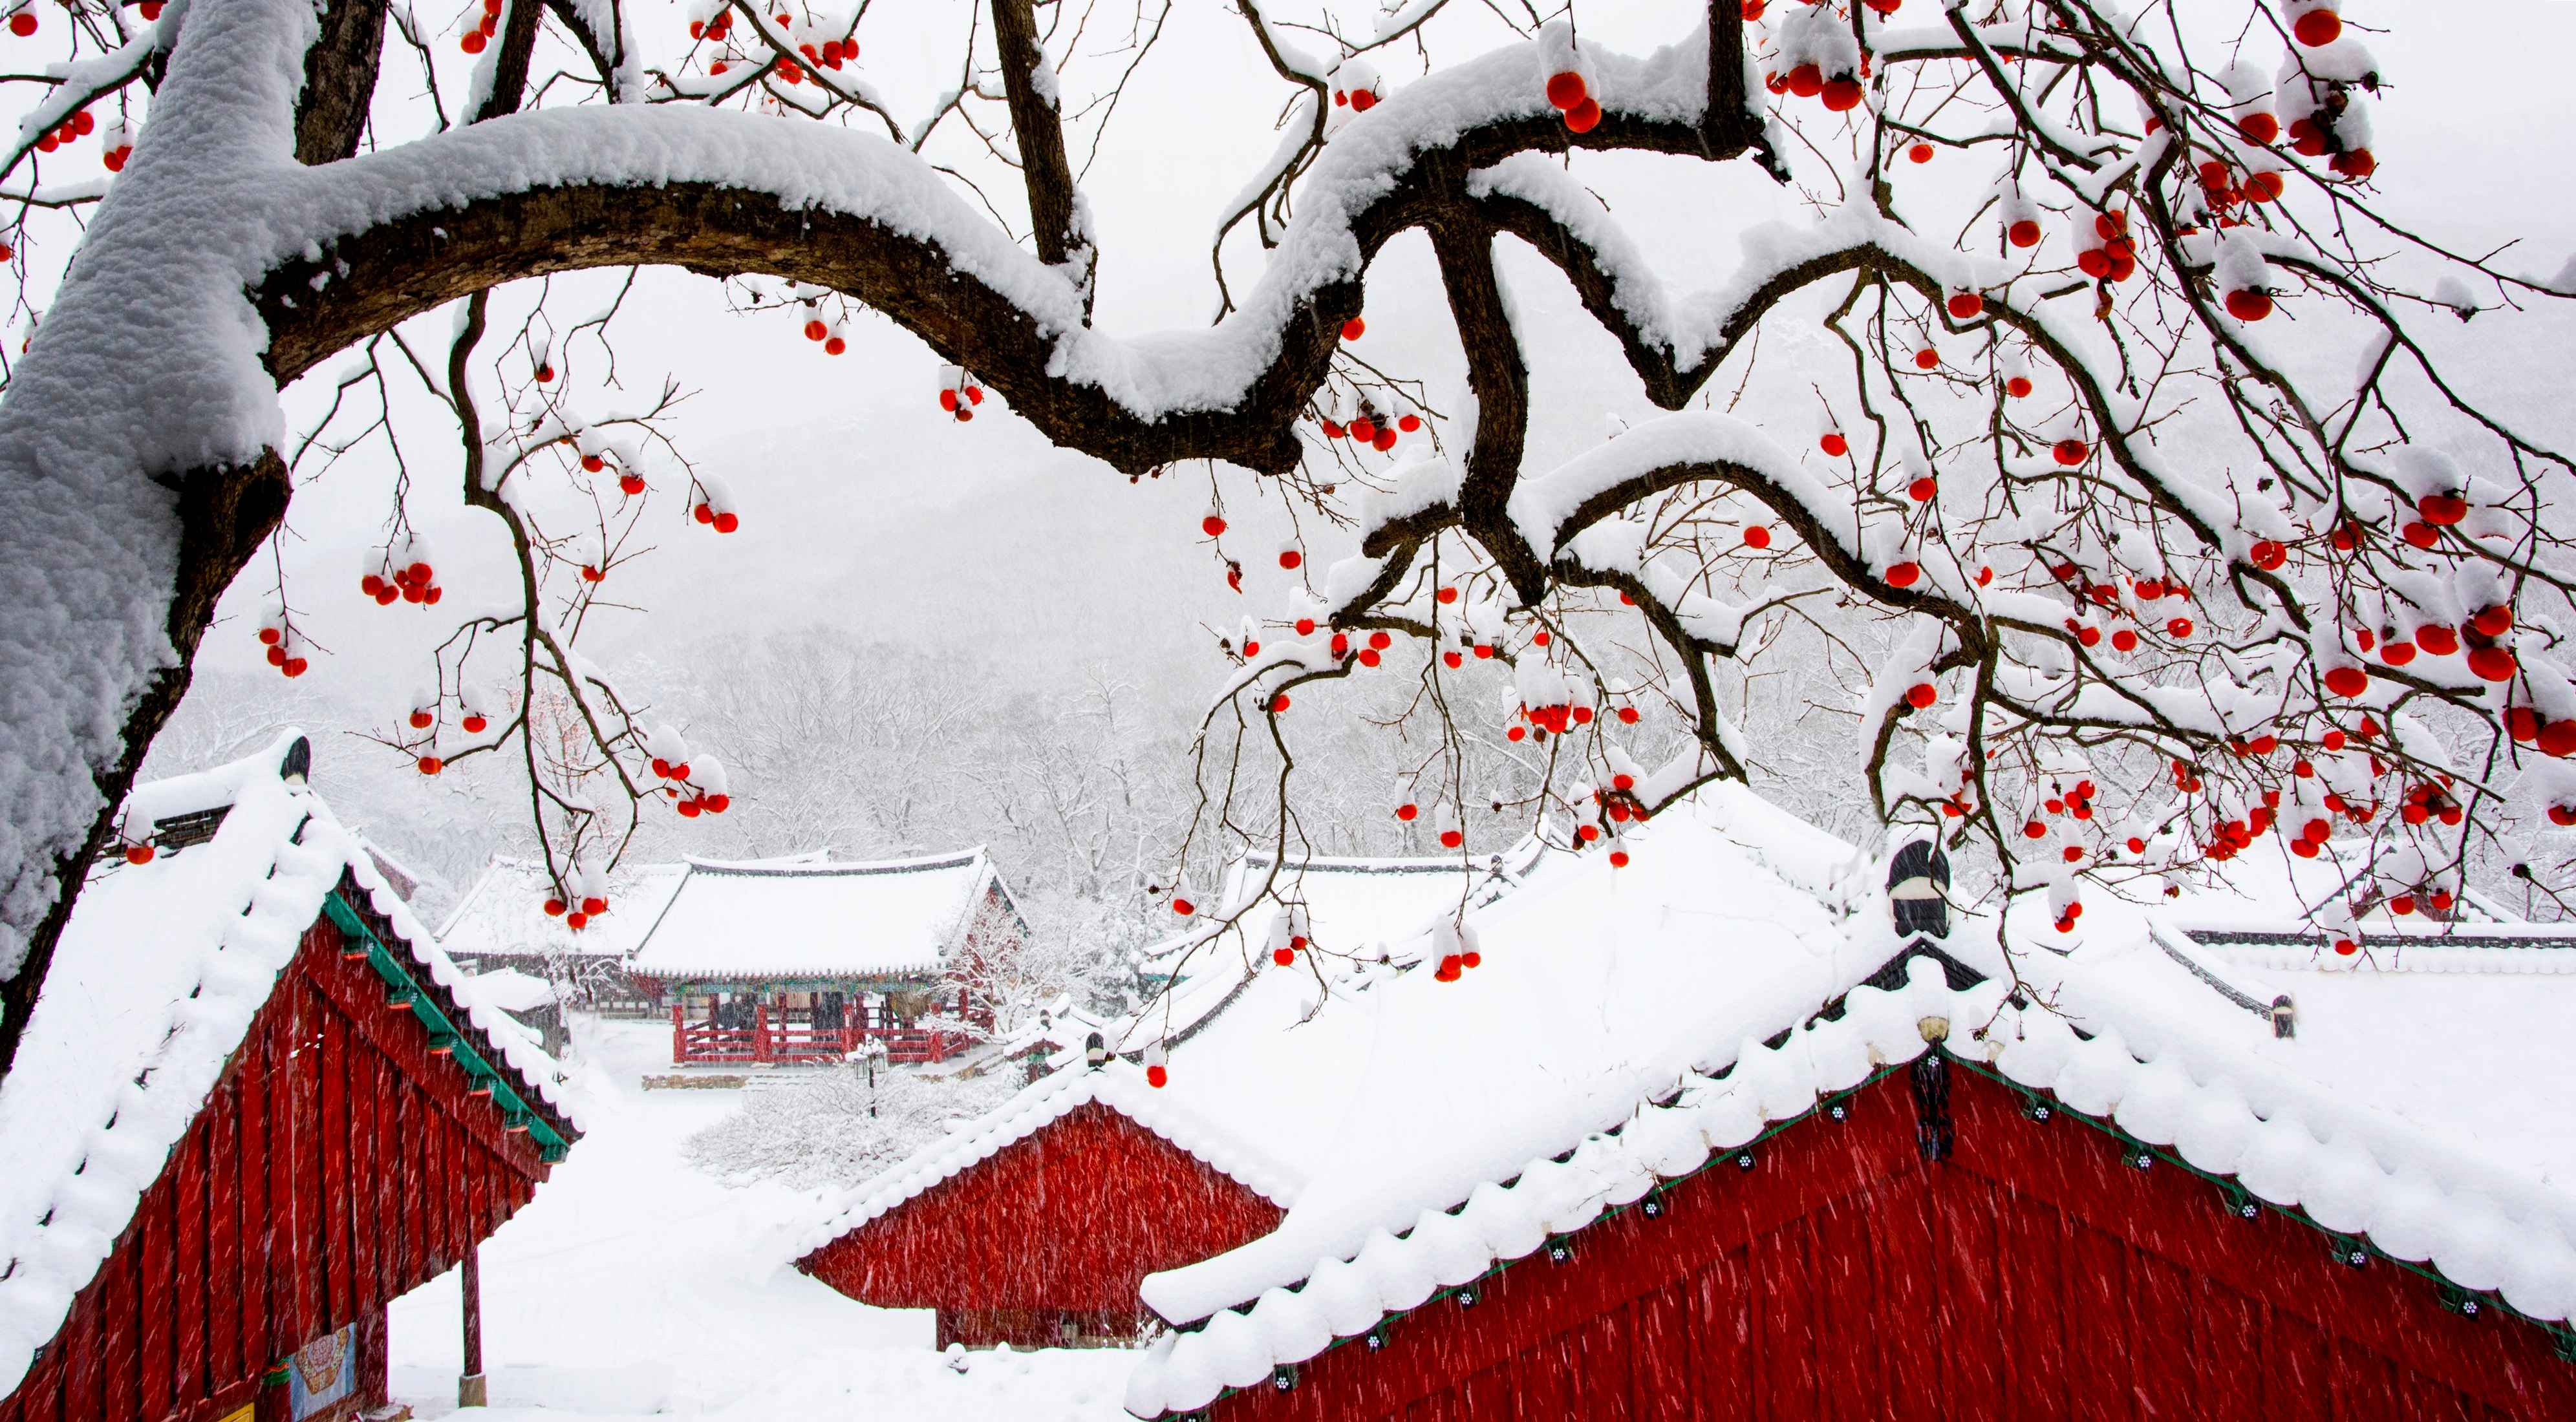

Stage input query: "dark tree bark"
[
  {"left": 295, "top": 0, "right": 389, "bottom": 165},
  {"left": 988, "top": 0, "right": 1089, "bottom": 304}
]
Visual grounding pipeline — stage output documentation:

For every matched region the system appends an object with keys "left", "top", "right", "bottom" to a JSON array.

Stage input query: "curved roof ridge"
[
  {"left": 684, "top": 845, "right": 983, "bottom": 876},
  {"left": 1240, "top": 834, "right": 1547, "bottom": 878}
]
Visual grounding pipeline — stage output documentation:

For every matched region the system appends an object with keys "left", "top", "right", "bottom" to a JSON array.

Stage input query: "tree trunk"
[{"left": 0, "top": 453, "right": 290, "bottom": 1082}]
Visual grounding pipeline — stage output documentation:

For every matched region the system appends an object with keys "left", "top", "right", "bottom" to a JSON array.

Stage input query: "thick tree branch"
[{"left": 254, "top": 100, "right": 1741, "bottom": 478}]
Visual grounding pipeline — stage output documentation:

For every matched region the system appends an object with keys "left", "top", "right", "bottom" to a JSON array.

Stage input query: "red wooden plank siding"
[
  {"left": 233, "top": 1033, "right": 269, "bottom": 1388},
  {"left": 2267, "top": 1306, "right": 2334, "bottom": 1422},
  {"left": 349, "top": 1045, "right": 377, "bottom": 1329},
  {"left": 95, "top": 1223, "right": 136, "bottom": 1421},
  {"left": 454, "top": 1114, "right": 475, "bottom": 1269},
  {"left": 2333, "top": 1332, "right": 2403, "bottom": 1421},
  {"left": 58, "top": 1284, "right": 100, "bottom": 1422},
  {"left": 1571, "top": 1304, "right": 1628, "bottom": 1417},
  {"left": 2191, "top": 1275, "right": 2262, "bottom": 1421},
  {"left": 265, "top": 981, "right": 299, "bottom": 1364},
  {"left": 1627, "top": 1273, "right": 1693, "bottom": 1422},
  {"left": 420, "top": 1099, "right": 444, "bottom": 1276},
  {"left": 801, "top": 1101, "right": 1285, "bottom": 1335},
  {"left": 209, "top": 1085, "right": 241, "bottom": 1395},
  {"left": 1994, "top": 1182, "right": 2068, "bottom": 1421},
  {"left": 171, "top": 1116, "right": 209, "bottom": 1412},
  {"left": 1201, "top": 1066, "right": 2576, "bottom": 1422},
  {"left": 1813, "top": 1190, "right": 1896, "bottom": 1422},
  {"left": 396, "top": 1085, "right": 422, "bottom": 1287},
  {"left": 374, "top": 1052, "right": 400, "bottom": 1307},
  {"left": 2131, "top": 1247, "right": 2198, "bottom": 1419},
  {"left": 294, "top": 975, "right": 327, "bottom": 1349},
  {"left": 134, "top": 1145, "right": 174, "bottom": 1417},
  {"left": 322, "top": 1006, "right": 352, "bottom": 1326},
  {"left": 1512, "top": 1323, "right": 1572, "bottom": 1422},
  {"left": 1869, "top": 1168, "right": 1939, "bottom": 1422},
  {"left": 3, "top": 899, "right": 564, "bottom": 1422},
  {"left": 1691, "top": 1248, "right": 1751, "bottom": 1407},
  {"left": 1445, "top": 1363, "right": 1511, "bottom": 1422},
  {"left": 1940, "top": 1170, "right": 2008, "bottom": 1414},
  {"left": 2064, "top": 1216, "right": 2132, "bottom": 1420},
  {"left": 473, "top": 1146, "right": 495, "bottom": 1279}
]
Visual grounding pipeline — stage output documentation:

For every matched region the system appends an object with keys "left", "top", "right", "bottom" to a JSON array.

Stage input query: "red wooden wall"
[
  {"left": 1201, "top": 1065, "right": 2576, "bottom": 1421},
  {"left": 802, "top": 1101, "right": 1282, "bottom": 1346},
  {"left": 1, "top": 904, "right": 561, "bottom": 1422}
]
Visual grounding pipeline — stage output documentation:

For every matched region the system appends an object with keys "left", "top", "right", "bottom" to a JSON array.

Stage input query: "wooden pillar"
[
  {"left": 459, "top": 1241, "right": 486, "bottom": 1407},
  {"left": 754, "top": 1002, "right": 772, "bottom": 1064},
  {"left": 670, "top": 999, "right": 685, "bottom": 1063}
]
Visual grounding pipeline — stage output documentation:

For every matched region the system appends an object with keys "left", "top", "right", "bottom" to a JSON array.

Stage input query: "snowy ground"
[{"left": 388, "top": 1016, "right": 1137, "bottom": 1420}]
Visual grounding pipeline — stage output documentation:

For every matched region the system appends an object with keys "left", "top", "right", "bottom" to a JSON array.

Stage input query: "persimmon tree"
[{"left": 1, "top": 0, "right": 2571, "bottom": 1079}]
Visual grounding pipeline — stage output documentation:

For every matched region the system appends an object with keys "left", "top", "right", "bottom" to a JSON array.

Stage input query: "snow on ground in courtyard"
[{"left": 389, "top": 1016, "right": 1135, "bottom": 1420}]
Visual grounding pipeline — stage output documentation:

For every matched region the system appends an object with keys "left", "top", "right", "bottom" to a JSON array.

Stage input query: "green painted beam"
[{"left": 324, "top": 893, "right": 574, "bottom": 1157}]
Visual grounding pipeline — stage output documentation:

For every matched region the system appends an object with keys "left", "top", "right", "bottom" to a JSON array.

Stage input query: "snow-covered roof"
[
  {"left": 2035, "top": 829, "right": 2573, "bottom": 966},
  {"left": 1132, "top": 836, "right": 1554, "bottom": 1048},
  {"left": 2045, "top": 844, "right": 2576, "bottom": 1190},
  {"left": 1122, "top": 801, "right": 2576, "bottom": 1418},
  {"left": 0, "top": 733, "right": 581, "bottom": 1401},
  {"left": 437, "top": 854, "right": 698, "bottom": 960},
  {"left": 360, "top": 840, "right": 428, "bottom": 902},
  {"left": 628, "top": 849, "right": 1004, "bottom": 982},
  {"left": 1220, "top": 836, "right": 1551, "bottom": 953},
  {"left": 1129, "top": 783, "right": 1869, "bottom": 1339},
  {"left": 791, "top": 1058, "right": 1304, "bottom": 1262},
  {"left": 467, "top": 966, "right": 557, "bottom": 1015}
]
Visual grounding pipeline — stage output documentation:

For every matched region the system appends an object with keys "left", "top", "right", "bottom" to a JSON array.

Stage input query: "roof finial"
[
  {"left": 1887, "top": 835, "right": 1951, "bottom": 939},
  {"left": 279, "top": 735, "right": 312, "bottom": 785}
]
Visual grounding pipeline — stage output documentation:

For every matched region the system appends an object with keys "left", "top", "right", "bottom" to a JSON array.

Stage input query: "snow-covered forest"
[{"left": 145, "top": 614, "right": 1868, "bottom": 1015}]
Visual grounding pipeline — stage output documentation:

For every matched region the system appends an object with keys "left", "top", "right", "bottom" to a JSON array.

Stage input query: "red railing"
[{"left": 669, "top": 1005, "right": 958, "bottom": 1066}]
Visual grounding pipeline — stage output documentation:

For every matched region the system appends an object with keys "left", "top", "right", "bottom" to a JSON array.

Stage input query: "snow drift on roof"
[
  {"left": 1131, "top": 837, "right": 1554, "bottom": 1050},
  {"left": 628, "top": 849, "right": 1000, "bottom": 981},
  {"left": 466, "top": 966, "right": 557, "bottom": 1015},
  {"left": 1143, "top": 838, "right": 1549, "bottom": 970},
  {"left": 0, "top": 732, "right": 578, "bottom": 1400}
]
